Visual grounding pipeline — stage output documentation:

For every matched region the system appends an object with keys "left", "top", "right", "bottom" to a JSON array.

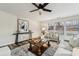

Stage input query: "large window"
[
  {"left": 65, "top": 20, "right": 79, "bottom": 35},
  {"left": 41, "top": 19, "right": 79, "bottom": 36}
]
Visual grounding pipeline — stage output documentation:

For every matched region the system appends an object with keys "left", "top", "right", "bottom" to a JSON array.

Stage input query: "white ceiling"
[{"left": 0, "top": 3, "right": 79, "bottom": 21}]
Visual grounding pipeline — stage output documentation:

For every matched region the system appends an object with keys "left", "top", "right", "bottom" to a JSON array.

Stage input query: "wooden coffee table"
[{"left": 28, "top": 39, "right": 50, "bottom": 56}]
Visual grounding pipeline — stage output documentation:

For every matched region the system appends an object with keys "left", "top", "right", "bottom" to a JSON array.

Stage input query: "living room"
[{"left": 0, "top": 3, "right": 79, "bottom": 56}]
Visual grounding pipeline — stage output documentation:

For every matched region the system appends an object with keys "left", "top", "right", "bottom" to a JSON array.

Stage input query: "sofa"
[
  {"left": 54, "top": 40, "right": 72, "bottom": 56},
  {"left": 54, "top": 34, "right": 79, "bottom": 56}
]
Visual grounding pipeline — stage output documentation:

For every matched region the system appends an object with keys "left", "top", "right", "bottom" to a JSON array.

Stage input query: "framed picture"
[{"left": 17, "top": 19, "right": 29, "bottom": 33}]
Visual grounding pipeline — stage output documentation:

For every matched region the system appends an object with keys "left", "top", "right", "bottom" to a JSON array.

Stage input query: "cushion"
[
  {"left": 69, "top": 38, "right": 79, "bottom": 48},
  {"left": 64, "top": 35, "right": 73, "bottom": 41}
]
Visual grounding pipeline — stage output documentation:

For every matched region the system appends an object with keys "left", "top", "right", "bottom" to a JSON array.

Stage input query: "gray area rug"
[
  {"left": 11, "top": 42, "right": 58, "bottom": 56},
  {"left": 11, "top": 44, "right": 35, "bottom": 56}
]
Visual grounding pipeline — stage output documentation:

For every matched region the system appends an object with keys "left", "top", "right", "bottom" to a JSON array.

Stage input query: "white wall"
[{"left": 0, "top": 11, "right": 17, "bottom": 46}]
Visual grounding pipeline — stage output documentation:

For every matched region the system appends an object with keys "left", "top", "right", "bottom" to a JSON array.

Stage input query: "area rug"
[{"left": 11, "top": 42, "right": 58, "bottom": 56}]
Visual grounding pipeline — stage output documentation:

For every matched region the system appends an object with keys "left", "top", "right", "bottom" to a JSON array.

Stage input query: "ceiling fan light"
[
  {"left": 39, "top": 9, "right": 43, "bottom": 15},
  {"left": 39, "top": 11, "right": 42, "bottom": 15}
]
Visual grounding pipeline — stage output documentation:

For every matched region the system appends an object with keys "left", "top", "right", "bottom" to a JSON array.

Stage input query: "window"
[
  {"left": 65, "top": 20, "right": 79, "bottom": 35},
  {"left": 55, "top": 22, "right": 64, "bottom": 34}
]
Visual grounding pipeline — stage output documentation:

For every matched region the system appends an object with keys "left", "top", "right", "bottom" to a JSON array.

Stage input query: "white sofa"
[
  {"left": 0, "top": 46, "right": 11, "bottom": 56},
  {"left": 54, "top": 40, "right": 72, "bottom": 56}
]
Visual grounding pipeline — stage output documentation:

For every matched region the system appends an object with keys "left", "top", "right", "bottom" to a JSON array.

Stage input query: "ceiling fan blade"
[
  {"left": 32, "top": 3, "right": 39, "bottom": 8},
  {"left": 43, "top": 3, "right": 49, "bottom": 7},
  {"left": 30, "top": 9, "right": 39, "bottom": 12},
  {"left": 43, "top": 8, "right": 52, "bottom": 12}
]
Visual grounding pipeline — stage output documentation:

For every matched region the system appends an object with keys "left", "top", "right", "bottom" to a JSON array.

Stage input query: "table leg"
[
  {"left": 30, "top": 43, "right": 32, "bottom": 50},
  {"left": 48, "top": 41, "right": 50, "bottom": 46},
  {"left": 38, "top": 47, "right": 41, "bottom": 55},
  {"left": 15, "top": 34, "right": 19, "bottom": 45}
]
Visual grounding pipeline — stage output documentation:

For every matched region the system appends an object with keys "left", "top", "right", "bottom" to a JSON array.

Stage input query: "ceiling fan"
[{"left": 30, "top": 3, "right": 52, "bottom": 12}]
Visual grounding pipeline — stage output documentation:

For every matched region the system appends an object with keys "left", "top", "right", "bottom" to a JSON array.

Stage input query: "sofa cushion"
[{"left": 69, "top": 38, "right": 79, "bottom": 48}]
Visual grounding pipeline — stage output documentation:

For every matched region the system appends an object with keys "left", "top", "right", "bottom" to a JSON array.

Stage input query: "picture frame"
[{"left": 17, "top": 19, "right": 29, "bottom": 33}]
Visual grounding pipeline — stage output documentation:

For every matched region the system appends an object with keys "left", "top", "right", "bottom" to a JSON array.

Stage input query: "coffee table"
[{"left": 28, "top": 39, "right": 50, "bottom": 56}]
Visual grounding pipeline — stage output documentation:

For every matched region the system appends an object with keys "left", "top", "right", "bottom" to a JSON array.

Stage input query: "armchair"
[{"left": 41, "top": 32, "right": 60, "bottom": 44}]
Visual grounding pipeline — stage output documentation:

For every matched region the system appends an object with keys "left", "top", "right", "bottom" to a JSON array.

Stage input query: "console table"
[{"left": 13, "top": 31, "right": 32, "bottom": 45}]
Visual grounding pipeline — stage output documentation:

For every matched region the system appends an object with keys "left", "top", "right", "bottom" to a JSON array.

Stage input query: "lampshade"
[{"left": 42, "top": 27, "right": 46, "bottom": 31}]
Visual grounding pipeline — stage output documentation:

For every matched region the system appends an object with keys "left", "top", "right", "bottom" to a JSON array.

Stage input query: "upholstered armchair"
[{"left": 41, "top": 32, "right": 60, "bottom": 44}]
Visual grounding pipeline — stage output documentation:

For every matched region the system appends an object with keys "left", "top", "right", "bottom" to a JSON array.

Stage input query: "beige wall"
[
  {"left": 29, "top": 20, "right": 41, "bottom": 38},
  {"left": 0, "top": 10, "right": 17, "bottom": 46},
  {"left": 0, "top": 10, "right": 41, "bottom": 46}
]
